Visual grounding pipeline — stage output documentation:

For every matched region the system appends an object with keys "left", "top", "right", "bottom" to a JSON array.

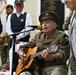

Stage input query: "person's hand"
[
  {"left": 15, "top": 40, "right": 20, "bottom": 44},
  {"left": 41, "top": 49, "right": 48, "bottom": 58},
  {"left": 41, "top": 49, "right": 55, "bottom": 61},
  {"left": 19, "top": 51, "right": 27, "bottom": 61}
]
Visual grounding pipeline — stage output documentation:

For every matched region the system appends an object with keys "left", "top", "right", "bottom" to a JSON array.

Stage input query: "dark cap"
[
  {"left": 39, "top": 11, "right": 60, "bottom": 24},
  {"left": 6, "top": 4, "right": 13, "bottom": 10},
  {"left": 14, "top": 0, "right": 24, "bottom": 4}
]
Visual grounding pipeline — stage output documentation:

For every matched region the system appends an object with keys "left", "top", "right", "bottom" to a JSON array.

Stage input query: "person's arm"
[
  {"left": 41, "top": 34, "right": 70, "bottom": 64},
  {"left": 53, "top": 34, "right": 70, "bottom": 64},
  {"left": 17, "top": 33, "right": 37, "bottom": 61},
  {"left": 18, "top": 32, "right": 37, "bottom": 52}
]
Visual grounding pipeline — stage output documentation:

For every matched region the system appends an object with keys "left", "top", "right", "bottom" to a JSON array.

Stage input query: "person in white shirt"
[{"left": 6, "top": 0, "right": 32, "bottom": 72}]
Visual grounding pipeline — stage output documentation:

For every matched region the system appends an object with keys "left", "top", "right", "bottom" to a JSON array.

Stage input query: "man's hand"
[
  {"left": 41, "top": 49, "right": 55, "bottom": 61},
  {"left": 15, "top": 40, "right": 20, "bottom": 44},
  {"left": 19, "top": 52, "right": 27, "bottom": 61}
]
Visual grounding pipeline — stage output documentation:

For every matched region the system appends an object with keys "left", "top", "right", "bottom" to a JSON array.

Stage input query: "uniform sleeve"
[
  {"left": 18, "top": 33, "right": 37, "bottom": 52},
  {"left": 16, "top": 13, "right": 32, "bottom": 40},
  {"left": 54, "top": 34, "right": 70, "bottom": 64}
]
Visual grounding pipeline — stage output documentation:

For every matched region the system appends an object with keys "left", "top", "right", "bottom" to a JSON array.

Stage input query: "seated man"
[{"left": 17, "top": 11, "right": 70, "bottom": 75}]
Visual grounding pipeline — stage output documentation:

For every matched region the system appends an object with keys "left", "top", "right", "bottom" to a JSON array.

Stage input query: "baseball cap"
[{"left": 14, "top": 0, "right": 24, "bottom": 4}]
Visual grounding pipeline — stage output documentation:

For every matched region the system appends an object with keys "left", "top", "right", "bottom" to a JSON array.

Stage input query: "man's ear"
[
  {"left": 14, "top": 5, "right": 16, "bottom": 8},
  {"left": 22, "top": 4, "right": 24, "bottom": 8},
  {"left": 53, "top": 23, "right": 57, "bottom": 30}
]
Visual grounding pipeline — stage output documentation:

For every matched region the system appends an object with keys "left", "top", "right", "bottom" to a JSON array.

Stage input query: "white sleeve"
[
  {"left": 6, "top": 14, "right": 13, "bottom": 38},
  {"left": 16, "top": 13, "right": 32, "bottom": 40}
]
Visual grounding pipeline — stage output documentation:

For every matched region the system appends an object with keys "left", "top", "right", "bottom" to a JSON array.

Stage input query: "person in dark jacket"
[
  {"left": 0, "top": 18, "right": 2, "bottom": 35},
  {"left": 6, "top": 0, "right": 32, "bottom": 72}
]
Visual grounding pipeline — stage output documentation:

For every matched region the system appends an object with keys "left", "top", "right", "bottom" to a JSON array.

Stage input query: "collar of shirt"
[
  {"left": 75, "top": 11, "right": 76, "bottom": 18},
  {"left": 15, "top": 10, "right": 25, "bottom": 17},
  {"left": 70, "top": 10, "right": 76, "bottom": 27},
  {"left": 45, "top": 30, "right": 58, "bottom": 39},
  {"left": 70, "top": 11, "right": 76, "bottom": 22}
]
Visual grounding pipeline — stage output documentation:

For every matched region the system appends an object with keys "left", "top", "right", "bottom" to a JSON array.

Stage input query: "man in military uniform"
[
  {"left": 0, "top": 18, "right": 10, "bottom": 69},
  {"left": 6, "top": 0, "right": 32, "bottom": 72},
  {"left": 61, "top": 0, "right": 76, "bottom": 75},
  {"left": 17, "top": 11, "right": 70, "bottom": 75}
]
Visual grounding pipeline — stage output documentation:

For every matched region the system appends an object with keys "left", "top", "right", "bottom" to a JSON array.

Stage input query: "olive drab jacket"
[{"left": 19, "top": 29, "right": 70, "bottom": 67}]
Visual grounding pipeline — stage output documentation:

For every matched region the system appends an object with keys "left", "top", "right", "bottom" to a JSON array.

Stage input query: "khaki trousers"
[
  {"left": 19, "top": 65, "right": 68, "bottom": 75},
  {"left": 68, "top": 57, "right": 76, "bottom": 75},
  {"left": 68, "top": 65, "right": 76, "bottom": 75},
  {"left": 20, "top": 71, "right": 32, "bottom": 75}
]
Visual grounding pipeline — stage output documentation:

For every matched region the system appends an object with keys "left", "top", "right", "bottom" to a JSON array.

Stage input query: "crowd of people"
[{"left": 0, "top": 0, "right": 76, "bottom": 75}]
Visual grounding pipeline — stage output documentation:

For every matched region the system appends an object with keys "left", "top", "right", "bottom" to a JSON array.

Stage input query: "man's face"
[
  {"left": 42, "top": 20, "right": 57, "bottom": 35},
  {"left": 14, "top": 3, "right": 24, "bottom": 13},
  {"left": 61, "top": 0, "right": 76, "bottom": 11},
  {"left": 6, "top": 8, "right": 13, "bottom": 15}
]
